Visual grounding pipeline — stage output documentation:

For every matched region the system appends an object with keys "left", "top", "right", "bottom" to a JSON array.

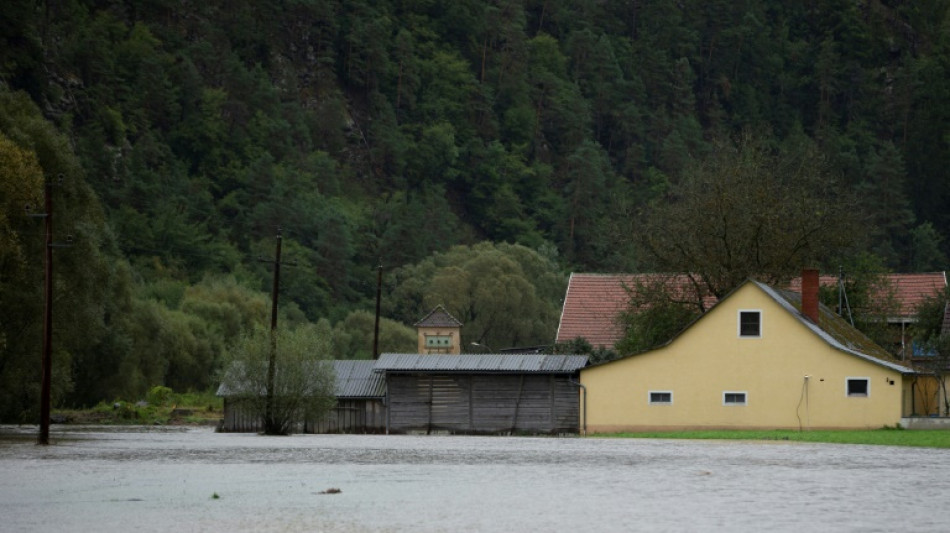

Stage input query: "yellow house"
[{"left": 580, "top": 276, "right": 916, "bottom": 433}]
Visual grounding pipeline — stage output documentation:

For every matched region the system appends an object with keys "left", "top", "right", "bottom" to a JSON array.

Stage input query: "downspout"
[
  {"left": 385, "top": 379, "right": 390, "bottom": 435},
  {"left": 569, "top": 378, "right": 587, "bottom": 436}
]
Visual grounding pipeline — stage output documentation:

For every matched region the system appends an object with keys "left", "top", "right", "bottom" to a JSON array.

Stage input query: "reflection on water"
[{"left": 2, "top": 426, "right": 949, "bottom": 532}]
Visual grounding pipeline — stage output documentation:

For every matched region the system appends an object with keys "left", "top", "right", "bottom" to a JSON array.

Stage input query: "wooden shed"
[
  {"left": 217, "top": 360, "right": 386, "bottom": 433},
  {"left": 375, "top": 353, "right": 588, "bottom": 435},
  {"left": 308, "top": 360, "right": 386, "bottom": 433}
]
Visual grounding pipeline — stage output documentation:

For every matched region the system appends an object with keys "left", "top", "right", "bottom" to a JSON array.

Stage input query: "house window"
[
  {"left": 738, "top": 310, "right": 761, "bottom": 338},
  {"left": 723, "top": 391, "right": 747, "bottom": 405},
  {"left": 847, "top": 378, "right": 869, "bottom": 397},
  {"left": 649, "top": 391, "right": 673, "bottom": 405}
]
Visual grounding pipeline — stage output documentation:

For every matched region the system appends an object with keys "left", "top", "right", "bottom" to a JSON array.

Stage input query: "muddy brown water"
[{"left": 1, "top": 425, "right": 948, "bottom": 532}]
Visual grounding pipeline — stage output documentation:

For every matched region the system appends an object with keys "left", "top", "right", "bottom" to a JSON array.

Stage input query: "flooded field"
[{"left": 2, "top": 426, "right": 949, "bottom": 532}]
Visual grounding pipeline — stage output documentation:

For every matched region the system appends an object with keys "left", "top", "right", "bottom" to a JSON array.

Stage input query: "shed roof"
[
  {"left": 374, "top": 353, "right": 588, "bottom": 374},
  {"left": 414, "top": 305, "right": 463, "bottom": 328},
  {"left": 216, "top": 360, "right": 384, "bottom": 399},
  {"left": 334, "top": 360, "right": 386, "bottom": 398}
]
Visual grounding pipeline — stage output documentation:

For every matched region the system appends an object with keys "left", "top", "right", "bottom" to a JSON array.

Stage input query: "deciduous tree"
[
  {"left": 219, "top": 324, "right": 335, "bottom": 435},
  {"left": 638, "top": 130, "right": 864, "bottom": 304}
]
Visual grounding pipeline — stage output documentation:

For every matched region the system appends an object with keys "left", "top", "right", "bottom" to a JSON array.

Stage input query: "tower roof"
[{"left": 414, "top": 304, "right": 463, "bottom": 328}]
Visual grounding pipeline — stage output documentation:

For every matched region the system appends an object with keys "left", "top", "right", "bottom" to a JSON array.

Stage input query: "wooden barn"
[
  {"left": 308, "top": 360, "right": 386, "bottom": 433},
  {"left": 218, "top": 359, "right": 386, "bottom": 433},
  {"left": 375, "top": 353, "right": 588, "bottom": 435}
]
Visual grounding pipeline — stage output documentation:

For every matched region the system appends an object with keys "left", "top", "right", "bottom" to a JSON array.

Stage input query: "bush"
[{"left": 147, "top": 386, "right": 174, "bottom": 406}]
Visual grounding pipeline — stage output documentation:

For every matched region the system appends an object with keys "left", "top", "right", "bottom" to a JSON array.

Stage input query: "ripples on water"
[{"left": 1, "top": 426, "right": 949, "bottom": 532}]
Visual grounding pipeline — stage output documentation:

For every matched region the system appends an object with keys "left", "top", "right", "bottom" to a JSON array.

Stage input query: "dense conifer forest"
[{"left": 1, "top": 0, "right": 948, "bottom": 419}]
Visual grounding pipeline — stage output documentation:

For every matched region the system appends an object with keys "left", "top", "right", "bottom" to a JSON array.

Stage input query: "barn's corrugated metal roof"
[
  {"left": 374, "top": 353, "right": 588, "bottom": 373},
  {"left": 334, "top": 360, "right": 386, "bottom": 398},
  {"left": 216, "top": 360, "right": 385, "bottom": 398}
]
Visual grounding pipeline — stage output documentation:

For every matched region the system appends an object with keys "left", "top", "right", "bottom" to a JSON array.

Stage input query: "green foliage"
[
  {"left": 910, "top": 222, "right": 948, "bottom": 272},
  {"left": 219, "top": 324, "right": 336, "bottom": 435},
  {"left": 146, "top": 386, "right": 174, "bottom": 407},
  {"left": 2, "top": 0, "right": 950, "bottom": 414},
  {"left": 554, "top": 337, "right": 617, "bottom": 365},
  {"left": 638, "top": 130, "right": 865, "bottom": 300},
  {"left": 818, "top": 254, "right": 900, "bottom": 352},
  {"left": 384, "top": 242, "right": 565, "bottom": 351},
  {"left": 911, "top": 286, "right": 950, "bottom": 364},
  {"left": 615, "top": 279, "right": 702, "bottom": 356},
  {"left": 330, "top": 311, "right": 416, "bottom": 359}
]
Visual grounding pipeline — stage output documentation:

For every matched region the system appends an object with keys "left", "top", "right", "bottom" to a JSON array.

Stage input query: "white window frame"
[
  {"left": 737, "top": 309, "right": 762, "bottom": 338},
  {"left": 846, "top": 377, "right": 870, "bottom": 398},
  {"left": 648, "top": 391, "right": 673, "bottom": 405},
  {"left": 722, "top": 391, "right": 748, "bottom": 406}
]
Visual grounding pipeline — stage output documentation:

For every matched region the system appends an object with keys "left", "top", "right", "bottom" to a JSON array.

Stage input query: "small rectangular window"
[
  {"left": 425, "top": 335, "right": 452, "bottom": 348},
  {"left": 723, "top": 392, "right": 747, "bottom": 405},
  {"left": 738, "top": 311, "right": 761, "bottom": 337},
  {"left": 649, "top": 391, "right": 672, "bottom": 405},
  {"left": 847, "top": 378, "right": 869, "bottom": 397}
]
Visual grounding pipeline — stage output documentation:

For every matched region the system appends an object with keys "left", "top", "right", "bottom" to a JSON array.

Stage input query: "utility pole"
[
  {"left": 372, "top": 262, "right": 382, "bottom": 359},
  {"left": 39, "top": 179, "right": 53, "bottom": 445},
  {"left": 838, "top": 266, "right": 843, "bottom": 316},
  {"left": 260, "top": 228, "right": 285, "bottom": 434},
  {"left": 258, "top": 228, "right": 297, "bottom": 434},
  {"left": 26, "top": 174, "right": 69, "bottom": 445}
]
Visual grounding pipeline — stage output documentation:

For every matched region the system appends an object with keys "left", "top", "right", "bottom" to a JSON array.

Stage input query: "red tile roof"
[
  {"left": 787, "top": 272, "right": 947, "bottom": 318},
  {"left": 884, "top": 273, "right": 947, "bottom": 317},
  {"left": 555, "top": 273, "right": 715, "bottom": 348},
  {"left": 560, "top": 271, "right": 947, "bottom": 349}
]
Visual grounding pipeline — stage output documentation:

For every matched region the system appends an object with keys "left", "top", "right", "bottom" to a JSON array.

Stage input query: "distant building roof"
[
  {"left": 883, "top": 273, "right": 947, "bottom": 318},
  {"left": 374, "top": 353, "right": 588, "bottom": 374},
  {"left": 334, "top": 360, "right": 385, "bottom": 398},
  {"left": 787, "top": 272, "right": 947, "bottom": 319},
  {"left": 414, "top": 305, "right": 463, "bottom": 328},
  {"left": 555, "top": 273, "right": 715, "bottom": 348},
  {"left": 561, "top": 271, "right": 948, "bottom": 349}
]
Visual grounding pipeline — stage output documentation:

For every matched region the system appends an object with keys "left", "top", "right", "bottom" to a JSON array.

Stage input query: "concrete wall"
[{"left": 900, "top": 417, "right": 950, "bottom": 429}]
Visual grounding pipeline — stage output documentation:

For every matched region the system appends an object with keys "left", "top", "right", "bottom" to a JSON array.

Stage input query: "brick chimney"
[{"left": 801, "top": 268, "right": 820, "bottom": 323}]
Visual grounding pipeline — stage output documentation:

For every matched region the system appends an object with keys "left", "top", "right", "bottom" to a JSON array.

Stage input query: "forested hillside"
[{"left": 2, "top": 0, "right": 949, "bottom": 419}]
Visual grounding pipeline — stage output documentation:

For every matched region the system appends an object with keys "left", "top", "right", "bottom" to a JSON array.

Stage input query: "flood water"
[{"left": 1, "top": 426, "right": 949, "bottom": 532}]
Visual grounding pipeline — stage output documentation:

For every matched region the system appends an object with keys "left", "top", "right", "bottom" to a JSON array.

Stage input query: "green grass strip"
[{"left": 595, "top": 428, "right": 950, "bottom": 448}]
